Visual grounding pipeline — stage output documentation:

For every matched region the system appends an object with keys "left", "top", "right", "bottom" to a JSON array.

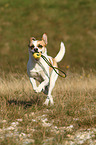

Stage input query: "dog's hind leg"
[
  {"left": 44, "top": 70, "right": 58, "bottom": 105},
  {"left": 43, "top": 84, "right": 49, "bottom": 95}
]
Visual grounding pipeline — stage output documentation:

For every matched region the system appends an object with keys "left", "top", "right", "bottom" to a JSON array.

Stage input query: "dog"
[{"left": 27, "top": 33, "right": 65, "bottom": 105}]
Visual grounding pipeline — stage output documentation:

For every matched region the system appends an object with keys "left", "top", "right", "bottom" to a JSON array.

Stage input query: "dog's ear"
[
  {"left": 29, "top": 37, "right": 36, "bottom": 47},
  {"left": 42, "top": 33, "right": 47, "bottom": 45},
  {"left": 30, "top": 37, "right": 36, "bottom": 41}
]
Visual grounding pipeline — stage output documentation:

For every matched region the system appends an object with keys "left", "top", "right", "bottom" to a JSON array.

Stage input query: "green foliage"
[{"left": 0, "top": 0, "right": 96, "bottom": 74}]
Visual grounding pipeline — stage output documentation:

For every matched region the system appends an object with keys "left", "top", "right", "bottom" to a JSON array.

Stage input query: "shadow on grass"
[{"left": 7, "top": 96, "right": 41, "bottom": 109}]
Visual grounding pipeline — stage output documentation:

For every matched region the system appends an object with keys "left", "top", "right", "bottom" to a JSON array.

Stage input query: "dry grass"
[
  {"left": 0, "top": 72, "right": 96, "bottom": 144},
  {"left": 0, "top": 71, "right": 95, "bottom": 96},
  {"left": 55, "top": 72, "right": 96, "bottom": 94},
  {"left": 0, "top": 74, "right": 31, "bottom": 96}
]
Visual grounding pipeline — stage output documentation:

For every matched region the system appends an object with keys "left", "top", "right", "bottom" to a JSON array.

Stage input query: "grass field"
[
  {"left": 0, "top": 0, "right": 96, "bottom": 144},
  {"left": 0, "top": 72, "right": 96, "bottom": 144}
]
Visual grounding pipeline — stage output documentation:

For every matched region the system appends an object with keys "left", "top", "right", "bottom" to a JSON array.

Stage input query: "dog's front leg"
[
  {"left": 35, "top": 76, "right": 49, "bottom": 93},
  {"left": 29, "top": 77, "right": 37, "bottom": 92}
]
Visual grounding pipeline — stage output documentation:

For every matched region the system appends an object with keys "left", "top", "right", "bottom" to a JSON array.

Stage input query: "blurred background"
[{"left": 0, "top": 0, "right": 96, "bottom": 75}]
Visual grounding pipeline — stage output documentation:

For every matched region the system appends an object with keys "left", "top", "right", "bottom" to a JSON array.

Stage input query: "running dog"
[{"left": 27, "top": 34, "right": 65, "bottom": 105}]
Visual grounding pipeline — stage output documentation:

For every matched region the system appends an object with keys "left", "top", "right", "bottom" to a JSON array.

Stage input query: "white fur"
[
  {"left": 55, "top": 42, "right": 65, "bottom": 62},
  {"left": 27, "top": 37, "right": 65, "bottom": 105}
]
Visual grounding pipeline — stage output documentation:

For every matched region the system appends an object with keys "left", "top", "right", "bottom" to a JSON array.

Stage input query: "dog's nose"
[{"left": 34, "top": 48, "right": 38, "bottom": 52}]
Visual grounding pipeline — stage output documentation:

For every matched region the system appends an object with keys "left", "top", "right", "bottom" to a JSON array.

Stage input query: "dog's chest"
[
  {"left": 30, "top": 71, "right": 43, "bottom": 82},
  {"left": 27, "top": 61, "right": 45, "bottom": 81},
  {"left": 30, "top": 67, "right": 43, "bottom": 77}
]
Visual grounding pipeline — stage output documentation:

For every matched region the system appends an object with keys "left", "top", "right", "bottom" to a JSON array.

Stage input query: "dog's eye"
[
  {"left": 38, "top": 44, "right": 43, "bottom": 48},
  {"left": 31, "top": 45, "right": 34, "bottom": 49}
]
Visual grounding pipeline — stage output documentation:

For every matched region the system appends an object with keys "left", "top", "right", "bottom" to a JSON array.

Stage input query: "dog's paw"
[
  {"left": 49, "top": 95, "right": 54, "bottom": 105},
  {"left": 50, "top": 97, "right": 54, "bottom": 105},
  {"left": 44, "top": 96, "right": 54, "bottom": 106},
  {"left": 43, "top": 98, "right": 49, "bottom": 106},
  {"left": 35, "top": 87, "right": 42, "bottom": 93}
]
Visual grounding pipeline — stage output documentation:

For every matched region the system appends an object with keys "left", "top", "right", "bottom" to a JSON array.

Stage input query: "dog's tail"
[{"left": 54, "top": 42, "right": 65, "bottom": 63}]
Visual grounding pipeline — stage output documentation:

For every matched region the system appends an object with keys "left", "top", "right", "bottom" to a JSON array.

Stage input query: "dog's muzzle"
[
  {"left": 32, "top": 52, "right": 41, "bottom": 60},
  {"left": 32, "top": 47, "right": 42, "bottom": 60},
  {"left": 34, "top": 48, "right": 38, "bottom": 53}
]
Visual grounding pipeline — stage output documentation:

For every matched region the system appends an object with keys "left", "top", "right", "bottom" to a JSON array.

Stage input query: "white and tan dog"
[{"left": 27, "top": 34, "right": 65, "bottom": 105}]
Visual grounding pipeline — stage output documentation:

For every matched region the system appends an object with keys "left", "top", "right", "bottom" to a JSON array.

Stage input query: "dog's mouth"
[
  {"left": 32, "top": 52, "right": 41, "bottom": 60},
  {"left": 28, "top": 44, "right": 42, "bottom": 60}
]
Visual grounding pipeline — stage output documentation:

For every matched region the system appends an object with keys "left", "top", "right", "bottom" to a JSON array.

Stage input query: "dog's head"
[{"left": 28, "top": 34, "right": 47, "bottom": 57}]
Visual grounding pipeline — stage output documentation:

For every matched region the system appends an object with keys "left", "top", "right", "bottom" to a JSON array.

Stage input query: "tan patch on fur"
[
  {"left": 48, "top": 58, "right": 53, "bottom": 74},
  {"left": 29, "top": 38, "right": 33, "bottom": 47},
  {"left": 37, "top": 40, "right": 46, "bottom": 49},
  {"left": 52, "top": 58, "right": 58, "bottom": 68},
  {"left": 48, "top": 58, "right": 58, "bottom": 74}
]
